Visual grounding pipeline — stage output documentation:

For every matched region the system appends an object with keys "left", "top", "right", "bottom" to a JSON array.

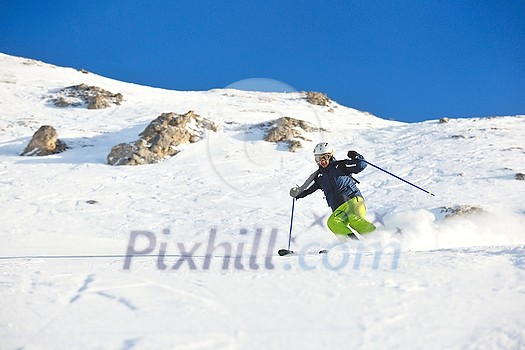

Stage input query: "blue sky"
[{"left": 1, "top": 0, "right": 524, "bottom": 122}]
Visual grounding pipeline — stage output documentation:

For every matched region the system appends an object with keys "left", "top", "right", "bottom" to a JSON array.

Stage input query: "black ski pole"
[
  {"left": 278, "top": 198, "right": 296, "bottom": 256},
  {"left": 363, "top": 159, "right": 435, "bottom": 196}
]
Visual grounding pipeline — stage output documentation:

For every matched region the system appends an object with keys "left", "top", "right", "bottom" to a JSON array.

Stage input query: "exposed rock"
[
  {"left": 87, "top": 95, "right": 110, "bottom": 109},
  {"left": 439, "top": 117, "right": 450, "bottom": 123},
  {"left": 51, "top": 83, "right": 123, "bottom": 109},
  {"left": 305, "top": 91, "right": 332, "bottom": 107},
  {"left": 262, "top": 116, "right": 325, "bottom": 152},
  {"left": 439, "top": 205, "right": 485, "bottom": 218},
  {"left": 288, "top": 140, "right": 303, "bottom": 152},
  {"left": 21, "top": 125, "right": 67, "bottom": 156},
  {"left": 515, "top": 173, "right": 525, "bottom": 180},
  {"left": 53, "top": 96, "right": 71, "bottom": 108},
  {"left": 107, "top": 111, "right": 218, "bottom": 166}
]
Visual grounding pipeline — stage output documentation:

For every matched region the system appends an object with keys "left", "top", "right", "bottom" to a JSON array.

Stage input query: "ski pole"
[
  {"left": 287, "top": 198, "right": 296, "bottom": 251},
  {"left": 278, "top": 198, "right": 297, "bottom": 256},
  {"left": 363, "top": 160, "right": 435, "bottom": 196}
]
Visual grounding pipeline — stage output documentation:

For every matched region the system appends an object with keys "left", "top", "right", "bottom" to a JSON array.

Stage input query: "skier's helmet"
[
  {"left": 313, "top": 142, "right": 334, "bottom": 165},
  {"left": 313, "top": 142, "right": 333, "bottom": 156}
]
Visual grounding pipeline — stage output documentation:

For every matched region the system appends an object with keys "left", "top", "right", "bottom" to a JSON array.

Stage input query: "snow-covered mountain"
[{"left": 1, "top": 53, "right": 524, "bottom": 349}]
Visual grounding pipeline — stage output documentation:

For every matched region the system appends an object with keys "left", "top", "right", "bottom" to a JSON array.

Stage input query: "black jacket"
[{"left": 296, "top": 157, "right": 366, "bottom": 211}]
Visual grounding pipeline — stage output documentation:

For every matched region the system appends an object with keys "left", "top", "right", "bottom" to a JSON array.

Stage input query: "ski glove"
[
  {"left": 347, "top": 150, "right": 362, "bottom": 160},
  {"left": 289, "top": 186, "right": 301, "bottom": 198}
]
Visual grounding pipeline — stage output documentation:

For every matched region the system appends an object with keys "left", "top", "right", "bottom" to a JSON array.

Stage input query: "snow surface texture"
[{"left": 1, "top": 53, "right": 524, "bottom": 349}]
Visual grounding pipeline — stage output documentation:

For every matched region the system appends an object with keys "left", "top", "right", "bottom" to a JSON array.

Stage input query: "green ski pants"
[{"left": 327, "top": 197, "right": 376, "bottom": 237}]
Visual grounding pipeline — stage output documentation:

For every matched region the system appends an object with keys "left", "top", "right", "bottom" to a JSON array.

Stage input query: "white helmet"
[{"left": 313, "top": 142, "right": 333, "bottom": 156}]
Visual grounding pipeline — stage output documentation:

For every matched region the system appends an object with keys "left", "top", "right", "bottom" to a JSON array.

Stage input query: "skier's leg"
[
  {"left": 327, "top": 204, "right": 352, "bottom": 238},
  {"left": 347, "top": 197, "right": 376, "bottom": 234},
  {"left": 327, "top": 198, "right": 376, "bottom": 238}
]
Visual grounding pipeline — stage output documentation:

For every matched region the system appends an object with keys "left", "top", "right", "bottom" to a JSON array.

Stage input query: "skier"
[{"left": 289, "top": 142, "right": 376, "bottom": 240}]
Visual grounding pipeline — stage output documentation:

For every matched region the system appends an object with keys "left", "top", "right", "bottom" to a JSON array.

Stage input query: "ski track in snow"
[
  {"left": 3, "top": 249, "right": 524, "bottom": 349},
  {"left": 1, "top": 53, "right": 525, "bottom": 349}
]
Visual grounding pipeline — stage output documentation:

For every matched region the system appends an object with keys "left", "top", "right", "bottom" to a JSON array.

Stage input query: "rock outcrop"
[
  {"left": 107, "top": 111, "right": 218, "bottom": 165},
  {"left": 305, "top": 91, "right": 332, "bottom": 107},
  {"left": 262, "top": 116, "right": 325, "bottom": 152},
  {"left": 51, "top": 84, "right": 123, "bottom": 109},
  {"left": 439, "top": 205, "right": 485, "bottom": 218},
  {"left": 21, "top": 125, "right": 67, "bottom": 156}
]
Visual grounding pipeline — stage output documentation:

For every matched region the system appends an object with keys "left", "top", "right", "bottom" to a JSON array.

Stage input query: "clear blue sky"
[{"left": 1, "top": 0, "right": 524, "bottom": 122}]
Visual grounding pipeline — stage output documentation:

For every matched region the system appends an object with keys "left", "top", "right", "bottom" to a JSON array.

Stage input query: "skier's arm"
[
  {"left": 295, "top": 181, "right": 320, "bottom": 199},
  {"left": 290, "top": 180, "right": 320, "bottom": 199},
  {"left": 289, "top": 170, "right": 318, "bottom": 198},
  {"left": 297, "top": 170, "right": 318, "bottom": 193},
  {"left": 344, "top": 150, "right": 367, "bottom": 174}
]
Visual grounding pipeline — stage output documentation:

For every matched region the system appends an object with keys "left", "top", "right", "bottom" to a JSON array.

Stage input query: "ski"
[
  {"left": 278, "top": 249, "right": 328, "bottom": 256},
  {"left": 278, "top": 249, "right": 294, "bottom": 256}
]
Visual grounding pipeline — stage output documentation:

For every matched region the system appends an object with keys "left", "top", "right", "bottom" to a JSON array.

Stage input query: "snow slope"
[{"left": 1, "top": 53, "right": 524, "bottom": 349}]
